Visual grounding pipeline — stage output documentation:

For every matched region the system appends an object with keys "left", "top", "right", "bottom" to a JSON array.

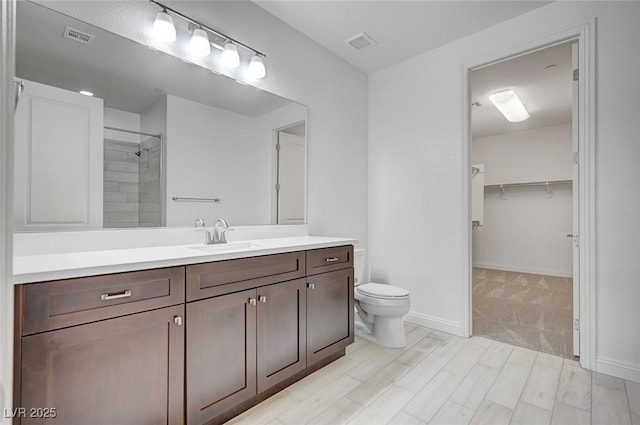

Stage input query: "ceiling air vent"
[
  {"left": 62, "top": 26, "right": 95, "bottom": 45},
  {"left": 345, "top": 32, "right": 377, "bottom": 51}
]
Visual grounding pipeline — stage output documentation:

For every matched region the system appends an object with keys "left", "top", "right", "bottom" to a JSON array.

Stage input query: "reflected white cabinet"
[{"left": 14, "top": 79, "right": 103, "bottom": 231}]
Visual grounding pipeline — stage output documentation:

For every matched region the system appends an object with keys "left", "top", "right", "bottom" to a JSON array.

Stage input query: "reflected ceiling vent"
[
  {"left": 62, "top": 26, "right": 95, "bottom": 45},
  {"left": 345, "top": 32, "right": 377, "bottom": 51}
]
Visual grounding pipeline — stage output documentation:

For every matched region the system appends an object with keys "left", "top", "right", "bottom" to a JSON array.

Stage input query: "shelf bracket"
[
  {"left": 500, "top": 184, "right": 507, "bottom": 200},
  {"left": 545, "top": 181, "right": 552, "bottom": 198}
]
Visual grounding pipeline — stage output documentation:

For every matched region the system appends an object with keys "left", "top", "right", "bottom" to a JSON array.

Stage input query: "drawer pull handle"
[
  {"left": 325, "top": 257, "right": 340, "bottom": 263},
  {"left": 248, "top": 298, "right": 257, "bottom": 306},
  {"left": 100, "top": 290, "right": 132, "bottom": 301},
  {"left": 173, "top": 316, "right": 183, "bottom": 326},
  {"left": 259, "top": 295, "right": 267, "bottom": 303},
  {"left": 307, "top": 283, "right": 315, "bottom": 290}
]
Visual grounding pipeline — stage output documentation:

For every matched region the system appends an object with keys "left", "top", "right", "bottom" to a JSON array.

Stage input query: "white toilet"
[{"left": 353, "top": 249, "right": 411, "bottom": 348}]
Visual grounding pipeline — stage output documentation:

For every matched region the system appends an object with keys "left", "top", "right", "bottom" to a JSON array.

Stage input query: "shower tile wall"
[
  {"left": 138, "top": 137, "right": 162, "bottom": 227},
  {"left": 104, "top": 140, "right": 139, "bottom": 228}
]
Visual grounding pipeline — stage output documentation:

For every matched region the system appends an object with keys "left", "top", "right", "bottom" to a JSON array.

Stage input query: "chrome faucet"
[
  {"left": 204, "top": 218, "right": 232, "bottom": 244},
  {"left": 194, "top": 218, "right": 206, "bottom": 227}
]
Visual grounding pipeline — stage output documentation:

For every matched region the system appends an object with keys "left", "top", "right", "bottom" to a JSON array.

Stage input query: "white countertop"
[{"left": 13, "top": 236, "right": 357, "bottom": 284}]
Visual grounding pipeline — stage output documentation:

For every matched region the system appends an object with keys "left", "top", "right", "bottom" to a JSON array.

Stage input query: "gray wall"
[
  {"left": 103, "top": 140, "right": 139, "bottom": 228},
  {"left": 104, "top": 138, "right": 162, "bottom": 228}
]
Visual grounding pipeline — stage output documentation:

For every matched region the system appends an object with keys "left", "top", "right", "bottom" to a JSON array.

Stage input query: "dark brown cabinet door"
[
  {"left": 306, "top": 268, "right": 355, "bottom": 365},
  {"left": 19, "top": 305, "right": 185, "bottom": 425},
  {"left": 186, "top": 289, "right": 257, "bottom": 425},
  {"left": 257, "top": 279, "right": 306, "bottom": 392}
]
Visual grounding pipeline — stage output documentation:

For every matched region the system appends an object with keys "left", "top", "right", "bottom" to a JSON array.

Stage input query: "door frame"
[
  {"left": 270, "top": 120, "right": 307, "bottom": 225},
  {"left": 461, "top": 19, "right": 596, "bottom": 369},
  {"left": 0, "top": 0, "right": 16, "bottom": 420}
]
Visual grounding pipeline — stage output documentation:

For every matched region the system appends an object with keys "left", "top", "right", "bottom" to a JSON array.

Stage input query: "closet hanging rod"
[
  {"left": 104, "top": 126, "right": 162, "bottom": 139},
  {"left": 484, "top": 179, "right": 572, "bottom": 189}
]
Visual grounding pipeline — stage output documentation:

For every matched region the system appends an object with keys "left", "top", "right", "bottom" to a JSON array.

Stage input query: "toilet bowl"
[{"left": 353, "top": 249, "right": 411, "bottom": 348}]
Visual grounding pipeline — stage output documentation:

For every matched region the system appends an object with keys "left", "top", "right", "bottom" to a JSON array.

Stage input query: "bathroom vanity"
[{"left": 13, "top": 238, "right": 355, "bottom": 425}]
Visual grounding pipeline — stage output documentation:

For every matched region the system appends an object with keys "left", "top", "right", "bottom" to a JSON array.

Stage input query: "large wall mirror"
[{"left": 14, "top": 1, "right": 307, "bottom": 231}]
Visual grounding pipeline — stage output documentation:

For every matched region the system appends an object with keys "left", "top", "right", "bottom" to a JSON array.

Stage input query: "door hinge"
[
  {"left": 574, "top": 318, "right": 580, "bottom": 331},
  {"left": 276, "top": 143, "right": 281, "bottom": 152},
  {"left": 573, "top": 69, "right": 579, "bottom": 81},
  {"left": 573, "top": 152, "right": 579, "bottom": 164},
  {"left": 275, "top": 183, "right": 280, "bottom": 192}
]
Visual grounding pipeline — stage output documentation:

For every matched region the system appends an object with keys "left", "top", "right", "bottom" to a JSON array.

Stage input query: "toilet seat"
[{"left": 356, "top": 282, "right": 409, "bottom": 299}]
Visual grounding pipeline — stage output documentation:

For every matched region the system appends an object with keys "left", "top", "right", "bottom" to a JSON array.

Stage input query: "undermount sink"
[{"left": 188, "top": 241, "right": 256, "bottom": 252}]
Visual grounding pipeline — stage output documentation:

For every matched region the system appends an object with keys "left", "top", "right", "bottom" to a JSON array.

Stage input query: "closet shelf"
[{"left": 485, "top": 179, "right": 572, "bottom": 199}]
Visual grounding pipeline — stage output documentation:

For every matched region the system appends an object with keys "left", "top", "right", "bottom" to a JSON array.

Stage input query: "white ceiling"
[
  {"left": 254, "top": 1, "right": 552, "bottom": 74},
  {"left": 471, "top": 42, "right": 573, "bottom": 138},
  {"left": 254, "top": 0, "right": 570, "bottom": 137},
  {"left": 16, "top": 1, "right": 293, "bottom": 116}
]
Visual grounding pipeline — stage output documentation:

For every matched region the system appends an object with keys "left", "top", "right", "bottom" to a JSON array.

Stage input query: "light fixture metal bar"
[{"left": 149, "top": 0, "right": 266, "bottom": 58}]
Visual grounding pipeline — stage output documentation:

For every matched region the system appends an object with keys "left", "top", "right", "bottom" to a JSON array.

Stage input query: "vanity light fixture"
[
  {"left": 488, "top": 89, "right": 530, "bottom": 123},
  {"left": 190, "top": 28, "right": 211, "bottom": 57},
  {"left": 149, "top": 0, "right": 266, "bottom": 78},
  {"left": 152, "top": 8, "right": 176, "bottom": 43}
]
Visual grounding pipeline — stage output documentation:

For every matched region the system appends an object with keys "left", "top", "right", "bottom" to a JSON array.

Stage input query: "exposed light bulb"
[
  {"left": 221, "top": 42, "right": 240, "bottom": 68},
  {"left": 78, "top": 90, "right": 94, "bottom": 97},
  {"left": 248, "top": 55, "right": 266, "bottom": 79},
  {"left": 488, "top": 90, "right": 530, "bottom": 123},
  {"left": 190, "top": 28, "right": 211, "bottom": 56},
  {"left": 152, "top": 9, "right": 176, "bottom": 43}
]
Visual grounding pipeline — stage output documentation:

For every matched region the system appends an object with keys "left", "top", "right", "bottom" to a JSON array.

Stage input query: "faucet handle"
[
  {"left": 204, "top": 231, "right": 214, "bottom": 245},
  {"left": 219, "top": 228, "right": 234, "bottom": 243}
]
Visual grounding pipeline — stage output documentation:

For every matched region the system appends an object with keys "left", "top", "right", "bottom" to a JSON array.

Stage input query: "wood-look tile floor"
[
  {"left": 472, "top": 268, "right": 574, "bottom": 359},
  {"left": 226, "top": 324, "right": 640, "bottom": 425}
]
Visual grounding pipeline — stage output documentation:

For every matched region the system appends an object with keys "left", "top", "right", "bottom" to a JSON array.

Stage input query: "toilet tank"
[{"left": 354, "top": 249, "right": 365, "bottom": 285}]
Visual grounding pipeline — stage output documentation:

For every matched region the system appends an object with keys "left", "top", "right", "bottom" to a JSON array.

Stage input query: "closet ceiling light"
[
  {"left": 78, "top": 90, "right": 94, "bottom": 96},
  {"left": 221, "top": 42, "right": 240, "bottom": 68},
  {"left": 488, "top": 89, "right": 530, "bottom": 123},
  {"left": 190, "top": 28, "right": 211, "bottom": 56},
  {"left": 152, "top": 9, "right": 176, "bottom": 43},
  {"left": 248, "top": 55, "right": 266, "bottom": 79}
]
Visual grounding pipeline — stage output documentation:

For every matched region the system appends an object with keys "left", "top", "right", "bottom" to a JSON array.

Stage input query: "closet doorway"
[{"left": 469, "top": 41, "right": 579, "bottom": 359}]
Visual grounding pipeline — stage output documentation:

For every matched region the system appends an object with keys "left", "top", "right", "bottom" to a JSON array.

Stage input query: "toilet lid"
[{"left": 356, "top": 283, "right": 409, "bottom": 299}]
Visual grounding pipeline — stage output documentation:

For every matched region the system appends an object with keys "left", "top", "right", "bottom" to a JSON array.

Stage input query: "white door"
[
  {"left": 571, "top": 43, "right": 580, "bottom": 357},
  {"left": 276, "top": 131, "right": 305, "bottom": 224},
  {"left": 14, "top": 79, "right": 103, "bottom": 230}
]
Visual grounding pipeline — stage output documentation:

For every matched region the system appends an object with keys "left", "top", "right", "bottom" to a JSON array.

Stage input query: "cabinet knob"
[
  {"left": 248, "top": 298, "right": 257, "bottom": 306},
  {"left": 173, "top": 316, "right": 183, "bottom": 326},
  {"left": 307, "top": 283, "right": 315, "bottom": 290},
  {"left": 259, "top": 295, "right": 267, "bottom": 303}
]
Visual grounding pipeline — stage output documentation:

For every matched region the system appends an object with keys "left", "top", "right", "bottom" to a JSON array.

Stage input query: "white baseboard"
[
  {"left": 472, "top": 262, "right": 572, "bottom": 278},
  {"left": 596, "top": 356, "right": 640, "bottom": 384},
  {"left": 404, "top": 311, "right": 465, "bottom": 337}
]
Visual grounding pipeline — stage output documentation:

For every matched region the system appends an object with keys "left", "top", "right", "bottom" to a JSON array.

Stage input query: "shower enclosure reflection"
[{"left": 103, "top": 126, "right": 164, "bottom": 228}]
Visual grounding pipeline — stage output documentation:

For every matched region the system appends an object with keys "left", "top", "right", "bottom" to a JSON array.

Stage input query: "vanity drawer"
[
  {"left": 306, "top": 245, "right": 353, "bottom": 276},
  {"left": 186, "top": 251, "right": 306, "bottom": 301},
  {"left": 20, "top": 267, "right": 185, "bottom": 335}
]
